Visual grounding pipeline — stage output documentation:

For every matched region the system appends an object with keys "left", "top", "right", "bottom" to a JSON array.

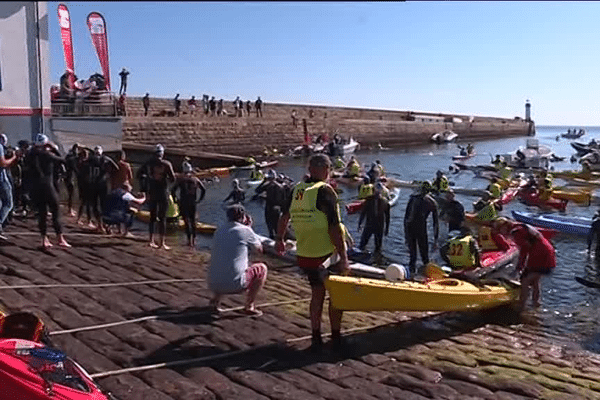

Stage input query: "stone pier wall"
[{"left": 122, "top": 96, "right": 533, "bottom": 157}]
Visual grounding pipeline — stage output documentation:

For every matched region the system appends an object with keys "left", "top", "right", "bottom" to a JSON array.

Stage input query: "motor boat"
[
  {"left": 496, "top": 139, "right": 552, "bottom": 169},
  {"left": 431, "top": 130, "right": 458, "bottom": 144}
]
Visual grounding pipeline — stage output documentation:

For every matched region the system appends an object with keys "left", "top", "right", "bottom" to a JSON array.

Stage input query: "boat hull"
[
  {"left": 134, "top": 210, "right": 216, "bottom": 235},
  {"left": 325, "top": 276, "right": 518, "bottom": 312},
  {"left": 511, "top": 210, "right": 591, "bottom": 236}
]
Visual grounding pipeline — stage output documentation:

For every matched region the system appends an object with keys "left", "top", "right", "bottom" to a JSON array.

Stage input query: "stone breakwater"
[
  {"left": 0, "top": 213, "right": 599, "bottom": 399},
  {"left": 123, "top": 96, "right": 534, "bottom": 158}
]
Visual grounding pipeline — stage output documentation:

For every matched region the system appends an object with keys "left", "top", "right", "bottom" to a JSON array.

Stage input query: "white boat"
[
  {"left": 431, "top": 130, "right": 458, "bottom": 144},
  {"left": 341, "top": 137, "right": 360, "bottom": 155},
  {"left": 497, "top": 138, "right": 552, "bottom": 169}
]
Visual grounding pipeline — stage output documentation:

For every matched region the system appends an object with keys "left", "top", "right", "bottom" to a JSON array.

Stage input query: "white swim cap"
[
  {"left": 182, "top": 161, "right": 193, "bottom": 173},
  {"left": 35, "top": 133, "right": 48, "bottom": 146},
  {"left": 155, "top": 144, "right": 165, "bottom": 154},
  {"left": 94, "top": 145, "right": 103, "bottom": 155}
]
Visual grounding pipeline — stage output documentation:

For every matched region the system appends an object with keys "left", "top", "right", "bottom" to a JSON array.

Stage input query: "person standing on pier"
[
  {"left": 142, "top": 93, "right": 150, "bottom": 117},
  {"left": 171, "top": 161, "right": 206, "bottom": 247},
  {"left": 275, "top": 154, "right": 350, "bottom": 353},
  {"left": 137, "top": 144, "right": 176, "bottom": 249},
  {"left": 0, "top": 134, "right": 19, "bottom": 239},
  {"left": 404, "top": 181, "right": 439, "bottom": 276},
  {"left": 118, "top": 68, "right": 129, "bottom": 95},
  {"left": 255, "top": 96, "right": 263, "bottom": 117},
  {"left": 27, "top": 134, "right": 70, "bottom": 249}
]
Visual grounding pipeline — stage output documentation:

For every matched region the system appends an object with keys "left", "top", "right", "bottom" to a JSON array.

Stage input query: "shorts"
[
  {"left": 297, "top": 254, "right": 343, "bottom": 287},
  {"left": 243, "top": 263, "right": 267, "bottom": 289}
]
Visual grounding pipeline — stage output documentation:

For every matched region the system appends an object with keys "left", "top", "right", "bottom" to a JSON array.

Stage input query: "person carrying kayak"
[
  {"left": 439, "top": 226, "right": 481, "bottom": 271},
  {"left": 404, "top": 180, "right": 439, "bottom": 275},
  {"left": 507, "top": 222, "right": 556, "bottom": 310}
]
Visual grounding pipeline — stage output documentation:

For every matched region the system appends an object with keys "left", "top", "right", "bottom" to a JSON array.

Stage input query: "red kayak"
[
  {"left": 517, "top": 189, "right": 568, "bottom": 211},
  {"left": 346, "top": 199, "right": 366, "bottom": 214},
  {"left": 0, "top": 312, "right": 114, "bottom": 400},
  {"left": 480, "top": 241, "right": 519, "bottom": 270},
  {"left": 498, "top": 188, "right": 518, "bottom": 205}
]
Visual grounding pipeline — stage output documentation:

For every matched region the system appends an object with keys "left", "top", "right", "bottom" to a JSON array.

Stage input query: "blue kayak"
[{"left": 511, "top": 210, "right": 591, "bottom": 236}]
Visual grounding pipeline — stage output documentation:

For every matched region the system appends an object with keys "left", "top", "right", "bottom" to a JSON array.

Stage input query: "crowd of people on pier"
[{"left": 0, "top": 133, "right": 566, "bottom": 353}]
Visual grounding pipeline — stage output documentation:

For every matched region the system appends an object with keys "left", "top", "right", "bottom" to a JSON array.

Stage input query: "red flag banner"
[
  {"left": 86, "top": 12, "right": 111, "bottom": 91},
  {"left": 57, "top": 4, "right": 75, "bottom": 87}
]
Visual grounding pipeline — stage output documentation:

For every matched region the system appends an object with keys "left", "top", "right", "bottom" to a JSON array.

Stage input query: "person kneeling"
[
  {"left": 102, "top": 182, "right": 145, "bottom": 237},
  {"left": 440, "top": 226, "right": 481, "bottom": 271},
  {"left": 208, "top": 204, "right": 267, "bottom": 316}
]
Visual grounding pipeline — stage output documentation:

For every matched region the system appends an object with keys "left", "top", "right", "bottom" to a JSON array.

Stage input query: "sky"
[{"left": 48, "top": 1, "right": 600, "bottom": 126}]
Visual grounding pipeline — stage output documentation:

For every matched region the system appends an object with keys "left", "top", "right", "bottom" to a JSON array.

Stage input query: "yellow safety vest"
[
  {"left": 488, "top": 183, "right": 501, "bottom": 199},
  {"left": 476, "top": 202, "right": 497, "bottom": 221},
  {"left": 477, "top": 226, "right": 498, "bottom": 251},
  {"left": 250, "top": 170, "right": 264, "bottom": 181},
  {"left": 334, "top": 157, "right": 345, "bottom": 169},
  {"left": 381, "top": 186, "right": 391, "bottom": 201},
  {"left": 348, "top": 162, "right": 360, "bottom": 177},
  {"left": 246, "top": 156, "right": 256, "bottom": 165},
  {"left": 434, "top": 177, "right": 449, "bottom": 192},
  {"left": 499, "top": 166, "right": 512, "bottom": 180},
  {"left": 377, "top": 164, "right": 385, "bottom": 176},
  {"left": 167, "top": 195, "right": 179, "bottom": 219},
  {"left": 493, "top": 160, "right": 503, "bottom": 170},
  {"left": 447, "top": 236, "right": 476, "bottom": 269},
  {"left": 358, "top": 183, "right": 374, "bottom": 199},
  {"left": 290, "top": 181, "right": 341, "bottom": 258}
]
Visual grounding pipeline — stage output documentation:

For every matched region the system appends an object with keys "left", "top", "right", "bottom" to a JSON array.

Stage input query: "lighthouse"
[{"left": 525, "top": 99, "right": 531, "bottom": 122}]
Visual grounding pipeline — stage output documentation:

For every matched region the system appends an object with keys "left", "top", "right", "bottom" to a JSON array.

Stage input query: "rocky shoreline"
[{"left": 1, "top": 212, "right": 598, "bottom": 399}]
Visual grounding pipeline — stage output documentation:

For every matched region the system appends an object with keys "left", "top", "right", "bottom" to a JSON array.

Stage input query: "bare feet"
[
  {"left": 77, "top": 219, "right": 84, "bottom": 226},
  {"left": 69, "top": 209, "right": 76, "bottom": 217},
  {"left": 243, "top": 308, "right": 263, "bottom": 317},
  {"left": 42, "top": 237, "right": 52, "bottom": 248},
  {"left": 87, "top": 222, "right": 96, "bottom": 229},
  {"left": 58, "top": 238, "right": 71, "bottom": 248},
  {"left": 161, "top": 243, "right": 171, "bottom": 250},
  {"left": 123, "top": 232, "right": 135, "bottom": 239},
  {"left": 149, "top": 242, "right": 159, "bottom": 248}
]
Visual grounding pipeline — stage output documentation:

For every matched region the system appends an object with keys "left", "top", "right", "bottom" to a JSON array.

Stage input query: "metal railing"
[{"left": 51, "top": 92, "right": 118, "bottom": 117}]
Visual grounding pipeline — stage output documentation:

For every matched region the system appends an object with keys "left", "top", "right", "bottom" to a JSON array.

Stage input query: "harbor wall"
[{"left": 122, "top": 96, "right": 534, "bottom": 158}]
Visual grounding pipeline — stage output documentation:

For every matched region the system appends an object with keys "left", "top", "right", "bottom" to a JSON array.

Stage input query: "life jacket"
[
  {"left": 348, "top": 161, "right": 360, "bottom": 177},
  {"left": 477, "top": 226, "right": 498, "bottom": 251},
  {"left": 358, "top": 183, "right": 374, "bottom": 199},
  {"left": 334, "top": 157, "right": 345, "bottom": 169},
  {"left": 499, "top": 166, "right": 512, "bottom": 180},
  {"left": 446, "top": 235, "right": 476, "bottom": 269},
  {"left": 476, "top": 202, "right": 497, "bottom": 221},
  {"left": 493, "top": 160, "right": 503, "bottom": 170},
  {"left": 250, "top": 169, "right": 264, "bottom": 181},
  {"left": 433, "top": 176, "right": 449, "bottom": 192},
  {"left": 487, "top": 183, "right": 502, "bottom": 199},
  {"left": 290, "top": 181, "right": 340, "bottom": 258}
]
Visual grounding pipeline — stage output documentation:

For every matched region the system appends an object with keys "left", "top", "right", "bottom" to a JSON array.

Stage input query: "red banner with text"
[
  {"left": 57, "top": 4, "right": 75, "bottom": 87},
  {"left": 86, "top": 12, "right": 111, "bottom": 91}
]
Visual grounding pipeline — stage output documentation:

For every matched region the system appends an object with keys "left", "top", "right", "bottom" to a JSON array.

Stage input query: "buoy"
[{"left": 385, "top": 263, "right": 408, "bottom": 282}]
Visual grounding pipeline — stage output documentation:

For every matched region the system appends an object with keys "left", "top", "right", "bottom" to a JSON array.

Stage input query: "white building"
[{"left": 0, "top": 2, "right": 50, "bottom": 145}]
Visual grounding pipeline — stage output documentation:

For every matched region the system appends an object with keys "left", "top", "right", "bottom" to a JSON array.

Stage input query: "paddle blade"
[{"left": 575, "top": 276, "right": 600, "bottom": 289}]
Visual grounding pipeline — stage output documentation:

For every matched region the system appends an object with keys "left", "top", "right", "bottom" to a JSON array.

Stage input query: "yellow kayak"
[
  {"left": 134, "top": 210, "right": 216, "bottom": 235},
  {"left": 324, "top": 275, "right": 519, "bottom": 312},
  {"left": 194, "top": 166, "right": 232, "bottom": 179},
  {"left": 551, "top": 189, "right": 592, "bottom": 205},
  {"left": 553, "top": 170, "right": 600, "bottom": 181}
]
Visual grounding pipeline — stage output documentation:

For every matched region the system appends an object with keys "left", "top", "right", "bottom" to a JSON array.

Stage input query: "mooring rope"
[
  {"left": 0, "top": 278, "right": 205, "bottom": 290},
  {"left": 49, "top": 297, "right": 312, "bottom": 336},
  {"left": 89, "top": 320, "right": 391, "bottom": 379}
]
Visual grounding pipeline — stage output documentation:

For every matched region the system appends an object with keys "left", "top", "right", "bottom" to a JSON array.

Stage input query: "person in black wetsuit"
[
  {"left": 137, "top": 144, "right": 176, "bottom": 249},
  {"left": 357, "top": 182, "right": 390, "bottom": 256},
  {"left": 87, "top": 146, "right": 118, "bottom": 233},
  {"left": 27, "top": 134, "right": 70, "bottom": 249},
  {"left": 64, "top": 143, "right": 79, "bottom": 216},
  {"left": 254, "top": 169, "right": 287, "bottom": 239},
  {"left": 403, "top": 180, "right": 439, "bottom": 275},
  {"left": 223, "top": 179, "right": 245, "bottom": 205},
  {"left": 439, "top": 189, "right": 465, "bottom": 232},
  {"left": 171, "top": 161, "right": 206, "bottom": 247},
  {"left": 587, "top": 208, "right": 600, "bottom": 258},
  {"left": 75, "top": 148, "right": 94, "bottom": 227}
]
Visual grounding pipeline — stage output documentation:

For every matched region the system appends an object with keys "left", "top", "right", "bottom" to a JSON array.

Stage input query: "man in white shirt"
[{"left": 208, "top": 204, "right": 267, "bottom": 316}]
